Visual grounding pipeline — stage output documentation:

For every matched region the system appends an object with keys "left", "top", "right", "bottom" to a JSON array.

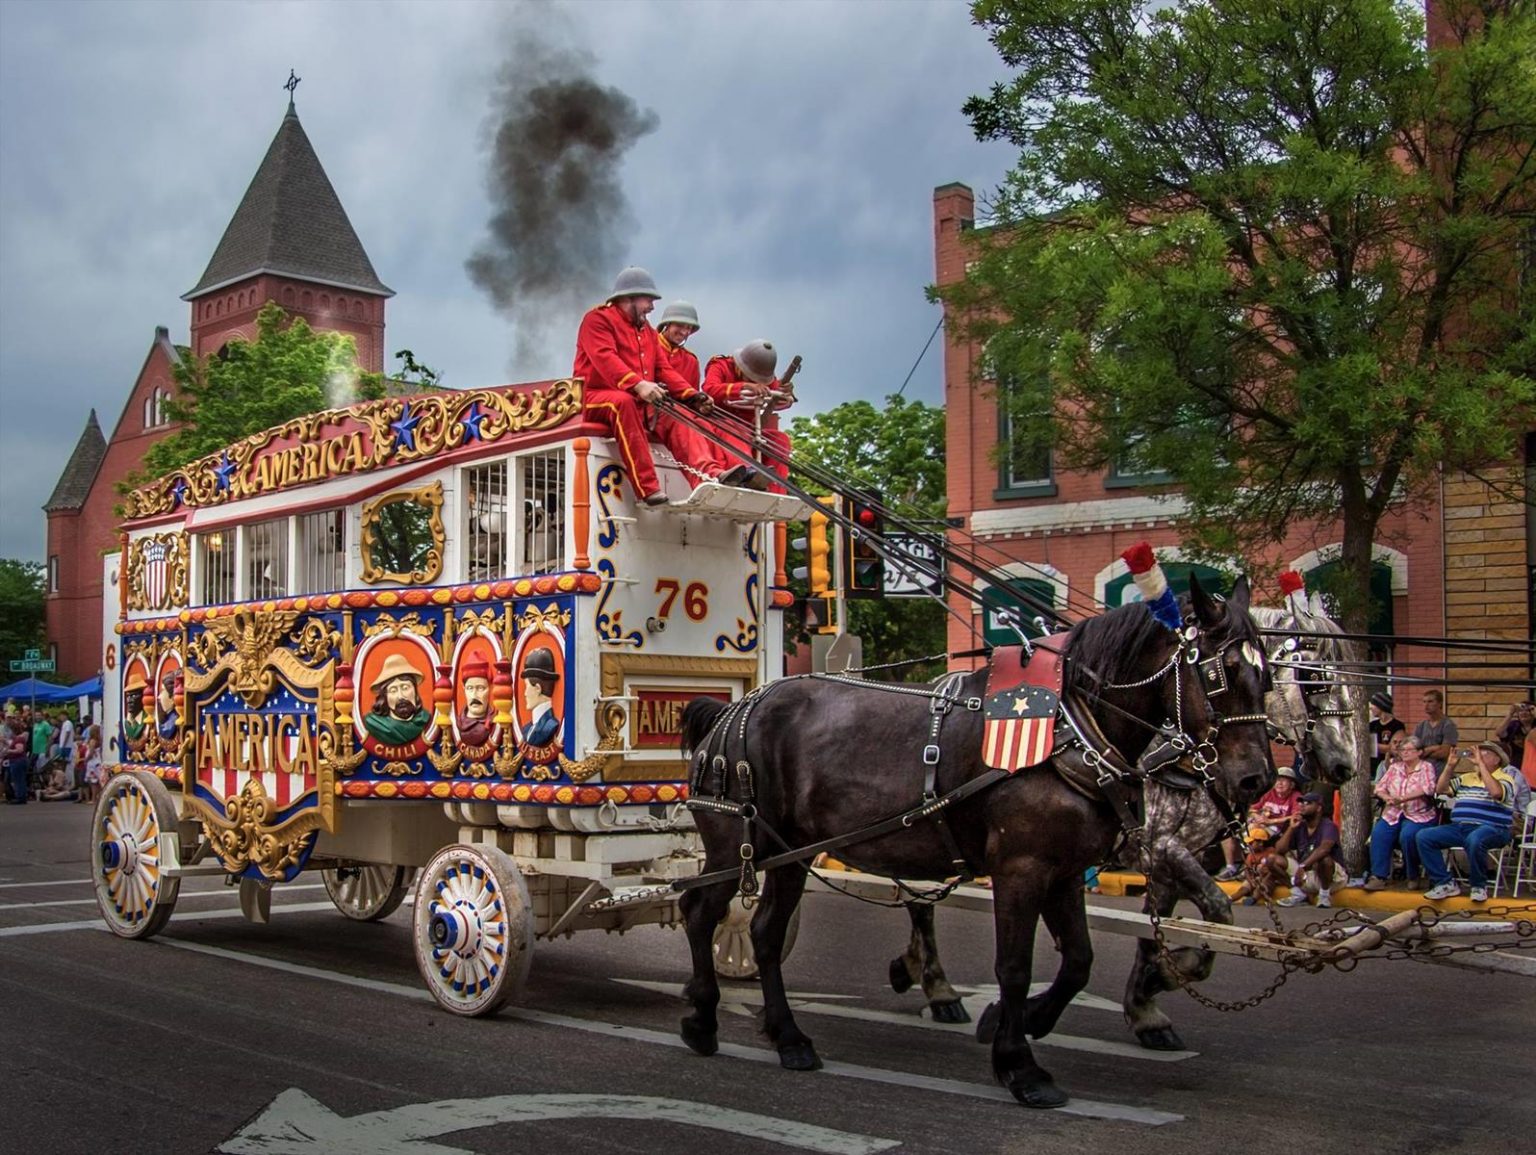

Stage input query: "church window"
[
  {"left": 301, "top": 291, "right": 312, "bottom": 308},
  {"left": 320, "top": 293, "right": 330, "bottom": 311},
  {"left": 215, "top": 299, "right": 223, "bottom": 317},
  {"left": 282, "top": 287, "right": 295, "bottom": 306},
  {"left": 48, "top": 555, "right": 59, "bottom": 593}
]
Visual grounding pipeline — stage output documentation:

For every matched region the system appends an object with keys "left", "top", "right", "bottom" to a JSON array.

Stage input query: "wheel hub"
[
  {"left": 430, "top": 903, "right": 483, "bottom": 957},
  {"left": 102, "top": 834, "right": 139, "bottom": 876}
]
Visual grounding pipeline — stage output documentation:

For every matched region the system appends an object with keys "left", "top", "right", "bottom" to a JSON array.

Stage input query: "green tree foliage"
[
  {"left": 787, "top": 396, "right": 949, "bottom": 679},
  {"left": 945, "top": 0, "right": 1535, "bottom": 631},
  {"left": 132, "top": 303, "right": 389, "bottom": 483},
  {"left": 0, "top": 559, "right": 46, "bottom": 665}
]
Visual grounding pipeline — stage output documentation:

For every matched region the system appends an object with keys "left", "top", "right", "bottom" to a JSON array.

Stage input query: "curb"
[{"left": 1099, "top": 871, "right": 1534, "bottom": 915}]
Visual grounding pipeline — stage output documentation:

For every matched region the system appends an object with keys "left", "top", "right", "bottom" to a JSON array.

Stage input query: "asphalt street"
[{"left": 2, "top": 799, "right": 1533, "bottom": 1155}]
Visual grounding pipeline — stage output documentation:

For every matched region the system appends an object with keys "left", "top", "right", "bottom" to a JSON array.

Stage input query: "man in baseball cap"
[{"left": 1276, "top": 791, "right": 1342, "bottom": 907}]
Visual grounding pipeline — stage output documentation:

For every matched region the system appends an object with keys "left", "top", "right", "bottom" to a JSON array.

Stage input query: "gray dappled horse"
[
  {"left": 676, "top": 576, "right": 1271, "bottom": 1108},
  {"left": 894, "top": 599, "right": 1359, "bottom": 1051}
]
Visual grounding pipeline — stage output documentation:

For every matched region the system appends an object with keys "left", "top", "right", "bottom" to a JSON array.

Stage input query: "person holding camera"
[
  {"left": 1417, "top": 740, "right": 1520, "bottom": 902},
  {"left": 1496, "top": 701, "right": 1535, "bottom": 782}
]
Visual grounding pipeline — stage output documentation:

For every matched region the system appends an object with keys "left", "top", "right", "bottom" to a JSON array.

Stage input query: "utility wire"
[{"left": 895, "top": 315, "right": 944, "bottom": 398}]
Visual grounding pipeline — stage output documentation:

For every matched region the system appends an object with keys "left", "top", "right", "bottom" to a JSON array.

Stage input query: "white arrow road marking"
[
  {"left": 218, "top": 1088, "right": 899, "bottom": 1155},
  {"left": 615, "top": 980, "right": 1194, "bottom": 1062},
  {"left": 148, "top": 937, "right": 1183, "bottom": 1125}
]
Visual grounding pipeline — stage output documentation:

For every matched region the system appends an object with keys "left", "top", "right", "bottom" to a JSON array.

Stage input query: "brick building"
[
  {"left": 43, "top": 97, "right": 393, "bottom": 681},
  {"left": 933, "top": 178, "right": 1531, "bottom": 742}
]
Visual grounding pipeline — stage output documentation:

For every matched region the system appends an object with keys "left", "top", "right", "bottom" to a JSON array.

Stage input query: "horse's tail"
[{"left": 680, "top": 696, "right": 729, "bottom": 757}]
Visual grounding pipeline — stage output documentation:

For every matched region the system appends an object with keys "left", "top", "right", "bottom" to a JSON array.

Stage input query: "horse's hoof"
[
  {"left": 1136, "top": 1025, "right": 1186, "bottom": 1052},
  {"left": 680, "top": 1017, "right": 718, "bottom": 1057},
  {"left": 929, "top": 999, "right": 971, "bottom": 1024},
  {"left": 778, "top": 1041, "right": 823, "bottom": 1071},
  {"left": 975, "top": 1001, "right": 1000, "bottom": 1044},
  {"left": 888, "top": 958, "right": 914, "bottom": 994},
  {"left": 1008, "top": 1076, "right": 1068, "bottom": 1109}
]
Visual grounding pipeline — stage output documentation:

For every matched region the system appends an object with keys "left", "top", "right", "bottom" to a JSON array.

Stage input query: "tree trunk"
[{"left": 1333, "top": 480, "right": 1380, "bottom": 877}]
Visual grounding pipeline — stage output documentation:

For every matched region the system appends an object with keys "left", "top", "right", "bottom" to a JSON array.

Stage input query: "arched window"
[{"left": 301, "top": 290, "right": 312, "bottom": 308}]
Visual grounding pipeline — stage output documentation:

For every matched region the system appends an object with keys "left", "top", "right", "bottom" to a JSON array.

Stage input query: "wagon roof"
[{"left": 120, "top": 378, "right": 585, "bottom": 524}]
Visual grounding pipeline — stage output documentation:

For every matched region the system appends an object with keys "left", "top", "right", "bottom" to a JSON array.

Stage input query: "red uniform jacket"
[
  {"left": 658, "top": 333, "right": 701, "bottom": 390},
  {"left": 703, "top": 355, "right": 787, "bottom": 430},
  {"left": 574, "top": 305, "right": 699, "bottom": 400}
]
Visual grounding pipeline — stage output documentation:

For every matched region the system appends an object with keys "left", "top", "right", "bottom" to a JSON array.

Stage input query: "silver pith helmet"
[
  {"left": 608, "top": 266, "right": 661, "bottom": 302},
  {"left": 657, "top": 300, "right": 700, "bottom": 330},
  {"left": 734, "top": 339, "right": 777, "bottom": 384}
]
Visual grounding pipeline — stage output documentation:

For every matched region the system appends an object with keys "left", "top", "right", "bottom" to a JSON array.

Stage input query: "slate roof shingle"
[
  {"left": 43, "top": 410, "right": 107, "bottom": 513},
  {"left": 183, "top": 104, "right": 393, "bottom": 300}
]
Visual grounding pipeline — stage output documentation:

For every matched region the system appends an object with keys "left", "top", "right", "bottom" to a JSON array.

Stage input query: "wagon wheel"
[
  {"left": 322, "top": 864, "right": 415, "bottom": 922},
  {"left": 92, "top": 771, "right": 182, "bottom": 940},
  {"left": 412, "top": 844, "right": 533, "bottom": 1016},
  {"left": 712, "top": 896, "right": 802, "bottom": 979}
]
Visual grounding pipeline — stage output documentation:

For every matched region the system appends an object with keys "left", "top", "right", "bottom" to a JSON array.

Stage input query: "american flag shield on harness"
[{"left": 983, "top": 683, "right": 1058, "bottom": 771}]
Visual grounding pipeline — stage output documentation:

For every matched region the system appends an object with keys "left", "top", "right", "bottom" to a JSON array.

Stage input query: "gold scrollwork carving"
[
  {"left": 359, "top": 612, "right": 438, "bottom": 641},
  {"left": 121, "top": 381, "right": 584, "bottom": 520},
  {"left": 125, "top": 532, "right": 190, "bottom": 612},
  {"left": 377, "top": 760, "right": 423, "bottom": 778},
  {"left": 455, "top": 608, "right": 502, "bottom": 635},
  {"left": 360, "top": 481, "right": 445, "bottom": 586},
  {"left": 190, "top": 608, "right": 304, "bottom": 708},
  {"left": 597, "top": 653, "right": 758, "bottom": 782},
  {"left": 185, "top": 777, "right": 323, "bottom": 881},
  {"left": 289, "top": 619, "right": 342, "bottom": 666},
  {"left": 516, "top": 603, "right": 573, "bottom": 633}
]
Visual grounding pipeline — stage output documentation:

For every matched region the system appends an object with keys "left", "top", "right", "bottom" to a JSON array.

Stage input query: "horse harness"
[
  {"left": 676, "top": 623, "right": 1269, "bottom": 894},
  {"left": 678, "top": 673, "right": 1006, "bottom": 896},
  {"left": 1266, "top": 630, "right": 1354, "bottom": 764}
]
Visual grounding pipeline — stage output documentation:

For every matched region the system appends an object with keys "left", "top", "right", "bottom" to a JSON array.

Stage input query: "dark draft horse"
[
  {"left": 891, "top": 599, "right": 1356, "bottom": 1050},
  {"left": 676, "top": 576, "right": 1273, "bottom": 1108}
]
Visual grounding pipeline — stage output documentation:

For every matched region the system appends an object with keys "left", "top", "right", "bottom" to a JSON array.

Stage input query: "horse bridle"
[
  {"left": 1092, "top": 620, "right": 1270, "bottom": 837},
  {"left": 1266, "top": 634, "right": 1353, "bottom": 766}
]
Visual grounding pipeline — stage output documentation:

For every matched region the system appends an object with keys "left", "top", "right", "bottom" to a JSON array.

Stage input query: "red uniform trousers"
[{"left": 583, "top": 386, "right": 725, "bottom": 497}]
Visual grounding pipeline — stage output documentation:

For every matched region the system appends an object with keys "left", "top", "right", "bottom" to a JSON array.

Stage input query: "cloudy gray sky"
[{"left": 0, "top": 0, "right": 1014, "bottom": 562}]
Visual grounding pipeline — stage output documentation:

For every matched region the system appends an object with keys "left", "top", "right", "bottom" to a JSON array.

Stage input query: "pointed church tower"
[{"left": 182, "top": 93, "right": 393, "bottom": 371}]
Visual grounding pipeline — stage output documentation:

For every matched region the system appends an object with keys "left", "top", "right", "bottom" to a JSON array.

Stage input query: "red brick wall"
[
  {"left": 45, "top": 339, "right": 181, "bottom": 680},
  {"left": 189, "top": 274, "right": 386, "bottom": 373},
  {"left": 933, "top": 183, "right": 1446, "bottom": 704}
]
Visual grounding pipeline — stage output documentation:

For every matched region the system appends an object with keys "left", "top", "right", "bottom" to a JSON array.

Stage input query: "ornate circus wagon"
[{"left": 95, "top": 378, "right": 808, "bottom": 1014}]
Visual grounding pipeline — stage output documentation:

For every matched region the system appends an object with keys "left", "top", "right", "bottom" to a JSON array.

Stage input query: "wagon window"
[
  {"left": 519, "top": 450, "right": 565, "bottom": 575},
  {"left": 197, "top": 531, "right": 236, "bottom": 605},
  {"left": 360, "top": 481, "right": 444, "bottom": 585},
  {"left": 464, "top": 461, "right": 508, "bottom": 581},
  {"left": 245, "top": 517, "right": 290, "bottom": 599},
  {"left": 296, "top": 509, "right": 346, "bottom": 592}
]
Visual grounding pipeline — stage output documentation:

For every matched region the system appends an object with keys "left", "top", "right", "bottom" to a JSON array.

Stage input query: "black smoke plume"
[{"left": 467, "top": 18, "right": 659, "bottom": 376}]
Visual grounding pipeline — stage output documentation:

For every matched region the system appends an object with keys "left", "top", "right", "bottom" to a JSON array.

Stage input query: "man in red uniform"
[
  {"left": 703, "top": 339, "right": 795, "bottom": 491},
  {"left": 656, "top": 301, "right": 702, "bottom": 387},
  {"left": 575, "top": 270, "right": 746, "bottom": 505}
]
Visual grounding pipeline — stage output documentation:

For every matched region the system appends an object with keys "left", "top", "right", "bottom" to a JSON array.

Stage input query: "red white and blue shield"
[
  {"left": 982, "top": 683, "right": 1058, "bottom": 772},
  {"left": 142, "top": 540, "right": 168, "bottom": 609}
]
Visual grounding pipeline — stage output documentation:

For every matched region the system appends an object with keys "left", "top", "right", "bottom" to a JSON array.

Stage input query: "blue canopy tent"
[
  {"left": 0, "top": 676, "right": 77, "bottom": 706},
  {"left": 63, "top": 676, "right": 103, "bottom": 700}
]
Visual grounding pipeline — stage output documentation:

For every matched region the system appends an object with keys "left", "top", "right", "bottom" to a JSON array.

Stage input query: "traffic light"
[
  {"left": 845, "top": 489, "right": 884, "bottom": 600},
  {"left": 790, "top": 496, "right": 837, "bottom": 596}
]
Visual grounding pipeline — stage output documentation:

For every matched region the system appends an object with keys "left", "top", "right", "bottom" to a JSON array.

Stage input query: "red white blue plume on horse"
[{"left": 1121, "top": 542, "right": 1182, "bottom": 632}]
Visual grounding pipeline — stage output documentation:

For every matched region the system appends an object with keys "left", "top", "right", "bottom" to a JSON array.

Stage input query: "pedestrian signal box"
[{"left": 845, "top": 489, "right": 884, "bottom": 600}]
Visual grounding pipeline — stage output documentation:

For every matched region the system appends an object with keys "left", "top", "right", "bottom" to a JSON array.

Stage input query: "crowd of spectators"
[
  {"left": 1, "top": 706, "right": 101, "bottom": 805},
  {"left": 1223, "top": 693, "right": 1536, "bottom": 907}
]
